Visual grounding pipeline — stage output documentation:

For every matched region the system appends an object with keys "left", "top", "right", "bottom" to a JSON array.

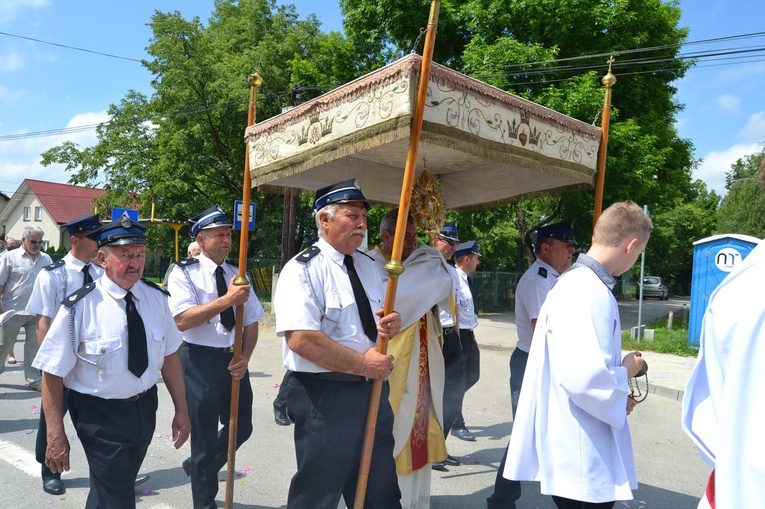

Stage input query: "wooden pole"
[
  {"left": 593, "top": 56, "right": 616, "bottom": 227},
  {"left": 353, "top": 2, "right": 441, "bottom": 508},
  {"left": 224, "top": 71, "right": 263, "bottom": 509}
]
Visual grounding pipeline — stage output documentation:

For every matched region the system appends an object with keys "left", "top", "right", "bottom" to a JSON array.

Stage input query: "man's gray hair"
[
  {"left": 22, "top": 225, "right": 44, "bottom": 239},
  {"left": 315, "top": 204, "right": 339, "bottom": 238}
]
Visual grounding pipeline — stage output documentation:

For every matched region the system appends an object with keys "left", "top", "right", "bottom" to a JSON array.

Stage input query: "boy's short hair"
[{"left": 593, "top": 201, "right": 653, "bottom": 247}]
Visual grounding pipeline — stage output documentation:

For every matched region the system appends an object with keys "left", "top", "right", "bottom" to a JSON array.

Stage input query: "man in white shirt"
[
  {"left": 504, "top": 202, "right": 650, "bottom": 509},
  {"left": 0, "top": 225, "right": 52, "bottom": 389},
  {"left": 26, "top": 214, "right": 104, "bottom": 496},
  {"left": 33, "top": 214, "right": 190, "bottom": 509},
  {"left": 274, "top": 178, "right": 402, "bottom": 509},
  {"left": 166, "top": 204, "right": 265, "bottom": 509},
  {"left": 449, "top": 240, "right": 481, "bottom": 442}
]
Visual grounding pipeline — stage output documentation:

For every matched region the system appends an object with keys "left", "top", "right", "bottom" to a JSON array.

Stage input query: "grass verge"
[{"left": 621, "top": 316, "right": 699, "bottom": 357}]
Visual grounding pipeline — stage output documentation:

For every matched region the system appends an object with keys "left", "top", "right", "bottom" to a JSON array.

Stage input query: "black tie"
[
  {"left": 215, "top": 266, "right": 236, "bottom": 331},
  {"left": 125, "top": 291, "right": 148, "bottom": 378},
  {"left": 82, "top": 264, "right": 93, "bottom": 286},
  {"left": 344, "top": 255, "right": 377, "bottom": 343}
]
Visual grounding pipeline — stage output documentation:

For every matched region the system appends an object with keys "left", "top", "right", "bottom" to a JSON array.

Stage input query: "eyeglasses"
[
  {"left": 438, "top": 236, "right": 458, "bottom": 247},
  {"left": 25, "top": 239, "right": 43, "bottom": 245}
]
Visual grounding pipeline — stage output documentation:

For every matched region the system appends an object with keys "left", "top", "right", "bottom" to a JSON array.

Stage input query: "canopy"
[{"left": 246, "top": 54, "right": 600, "bottom": 210}]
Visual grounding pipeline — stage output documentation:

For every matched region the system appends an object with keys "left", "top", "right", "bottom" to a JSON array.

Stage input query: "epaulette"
[
  {"left": 63, "top": 282, "right": 97, "bottom": 308},
  {"left": 355, "top": 250, "right": 374, "bottom": 260},
  {"left": 297, "top": 245, "right": 321, "bottom": 264},
  {"left": 141, "top": 278, "right": 170, "bottom": 296},
  {"left": 225, "top": 259, "right": 239, "bottom": 268},
  {"left": 537, "top": 266, "right": 548, "bottom": 278},
  {"left": 44, "top": 259, "right": 66, "bottom": 271},
  {"left": 177, "top": 257, "right": 200, "bottom": 268}
]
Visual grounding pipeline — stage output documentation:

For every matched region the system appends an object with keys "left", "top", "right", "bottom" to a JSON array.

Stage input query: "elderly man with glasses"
[{"left": 0, "top": 225, "right": 52, "bottom": 389}]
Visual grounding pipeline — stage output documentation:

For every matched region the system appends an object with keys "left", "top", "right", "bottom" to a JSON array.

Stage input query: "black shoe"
[
  {"left": 274, "top": 406, "right": 292, "bottom": 426},
  {"left": 444, "top": 454, "right": 461, "bottom": 466},
  {"left": 182, "top": 458, "right": 191, "bottom": 476},
  {"left": 42, "top": 477, "right": 65, "bottom": 495},
  {"left": 431, "top": 461, "right": 449, "bottom": 472},
  {"left": 134, "top": 474, "right": 150, "bottom": 486},
  {"left": 450, "top": 426, "right": 476, "bottom": 442}
]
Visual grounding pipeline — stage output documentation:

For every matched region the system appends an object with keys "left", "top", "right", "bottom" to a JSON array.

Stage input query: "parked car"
[{"left": 636, "top": 276, "right": 669, "bottom": 300}]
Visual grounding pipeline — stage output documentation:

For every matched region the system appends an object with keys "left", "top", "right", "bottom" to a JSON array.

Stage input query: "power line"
[
  {"left": 0, "top": 30, "right": 142, "bottom": 62},
  {"left": 2, "top": 32, "right": 764, "bottom": 142}
]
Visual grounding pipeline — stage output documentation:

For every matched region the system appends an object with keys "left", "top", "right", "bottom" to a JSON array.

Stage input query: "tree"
[
  {"left": 41, "top": 0, "right": 361, "bottom": 261},
  {"left": 341, "top": 0, "right": 699, "bottom": 277},
  {"left": 717, "top": 149, "right": 765, "bottom": 238}
]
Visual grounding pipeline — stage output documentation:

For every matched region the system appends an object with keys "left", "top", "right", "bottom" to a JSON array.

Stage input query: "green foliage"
[{"left": 717, "top": 150, "right": 765, "bottom": 238}]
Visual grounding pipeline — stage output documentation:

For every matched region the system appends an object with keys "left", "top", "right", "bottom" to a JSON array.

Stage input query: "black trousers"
[
  {"left": 273, "top": 370, "right": 293, "bottom": 410},
  {"left": 487, "top": 348, "right": 529, "bottom": 507},
  {"left": 181, "top": 344, "right": 253, "bottom": 509},
  {"left": 486, "top": 443, "right": 521, "bottom": 509},
  {"left": 286, "top": 373, "right": 401, "bottom": 509},
  {"left": 36, "top": 387, "right": 70, "bottom": 481},
  {"left": 454, "top": 328, "right": 480, "bottom": 428},
  {"left": 441, "top": 328, "right": 465, "bottom": 436},
  {"left": 552, "top": 496, "right": 615, "bottom": 509},
  {"left": 69, "top": 386, "right": 158, "bottom": 509}
]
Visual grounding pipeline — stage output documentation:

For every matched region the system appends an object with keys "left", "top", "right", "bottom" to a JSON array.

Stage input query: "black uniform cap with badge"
[
  {"left": 63, "top": 214, "right": 102, "bottom": 235},
  {"left": 86, "top": 212, "right": 147, "bottom": 248},
  {"left": 189, "top": 204, "right": 234, "bottom": 239},
  {"left": 532, "top": 220, "right": 577, "bottom": 247},
  {"left": 454, "top": 240, "right": 481, "bottom": 258},
  {"left": 313, "top": 178, "right": 370, "bottom": 212}
]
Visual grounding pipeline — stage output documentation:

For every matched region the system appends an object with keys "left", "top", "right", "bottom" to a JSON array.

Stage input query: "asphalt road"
[{"left": 0, "top": 306, "right": 708, "bottom": 509}]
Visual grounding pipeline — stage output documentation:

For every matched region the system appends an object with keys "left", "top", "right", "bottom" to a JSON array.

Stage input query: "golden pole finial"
[{"left": 593, "top": 56, "right": 616, "bottom": 226}]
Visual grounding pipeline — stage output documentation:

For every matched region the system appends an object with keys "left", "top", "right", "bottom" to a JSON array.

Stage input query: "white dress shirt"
[{"left": 32, "top": 276, "right": 182, "bottom": 399}]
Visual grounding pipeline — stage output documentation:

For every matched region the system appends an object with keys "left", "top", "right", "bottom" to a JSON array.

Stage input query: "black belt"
[
  {"left": 184, "top": 341, "right": 234, "bottom": 354},
  {"left": 296, "top": 371, "right": 368, "bottom": 383},
  {"left": 443, "top": 326, "right": 455, "bottom": 335},
  {"left": 112, "top": 391, "right": 149, "bottom": 403},
  {"left": 73, "top": 385, "right": 157, "bottom": 403}
]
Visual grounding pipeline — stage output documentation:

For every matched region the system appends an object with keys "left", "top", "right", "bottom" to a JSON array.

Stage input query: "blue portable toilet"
[{"left": 688, "top": 234, "right": 760, "bottom": 347}]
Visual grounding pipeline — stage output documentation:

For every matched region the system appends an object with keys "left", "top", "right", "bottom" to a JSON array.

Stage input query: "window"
[
  {"left": 23, "top": 207, "right": 31, "bottom": 221},
  {"left": 34, "top": 206, "right": 43, "bottom": 221}
]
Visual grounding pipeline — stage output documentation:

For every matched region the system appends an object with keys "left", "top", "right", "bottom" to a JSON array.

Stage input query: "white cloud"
[
  {"left": 0, "top": 0, "right": 49, "bottom": 25},
  {"left": 695, "top": 143, "right": 761, "bottom": 196},
  {"left": 716, "top": 94, "right": 739, "bottom": 113},
  {"left": 0, "top": 110, "right": 109, "bottom": 196},
  {"left": 738, "top": 111, "right": 765, "bottom": 144},
  {"left": 0, "top": 85, "right": 27, "bottom": 104},
  {"left": 0, "top": 52, "right": 23, "bottom": 73}
]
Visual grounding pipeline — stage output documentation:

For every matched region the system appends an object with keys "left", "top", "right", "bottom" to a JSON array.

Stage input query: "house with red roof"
[{"left": 0, "top": 179, "right": 106, "bottom": 250}]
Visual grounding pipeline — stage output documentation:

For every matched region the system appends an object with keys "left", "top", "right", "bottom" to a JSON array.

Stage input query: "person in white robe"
[
  {"left": 504, "top": 201, "right": 651, "bottom": 509},
  {"left": 681, "top": 158, "right": 765, "bottom": 509},
  {"left": 368, "top": 208, "right": 455, "bottom": 509}
]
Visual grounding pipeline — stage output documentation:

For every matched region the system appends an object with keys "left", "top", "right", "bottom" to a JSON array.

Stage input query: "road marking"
[{"left": 0, "top": 439, "right": 40, "bottom": 477}]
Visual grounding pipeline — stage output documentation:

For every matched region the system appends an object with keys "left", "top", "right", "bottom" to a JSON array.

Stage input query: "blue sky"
[{"left": 1, "top": 0, "right": 763, "bottom": 201}]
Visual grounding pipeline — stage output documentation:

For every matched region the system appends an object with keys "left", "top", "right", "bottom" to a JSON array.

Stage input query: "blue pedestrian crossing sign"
[
  {"left": 111, "top": 208, "right": 139, "bottom": 222},
  {"left": 233, "top": 200, "right": 256, "bottom": 231}
]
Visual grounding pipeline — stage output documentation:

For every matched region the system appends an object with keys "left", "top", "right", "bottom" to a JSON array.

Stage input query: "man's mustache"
[{"left": 350, "top": 228, "right": 366, "bottom": 237}]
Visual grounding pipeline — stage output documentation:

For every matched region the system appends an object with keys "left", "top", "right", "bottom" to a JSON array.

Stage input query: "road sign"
[
  {"left": 111, "top": 207, "right": 139, "bottom": 222},
  {"left": 233, "top": 200, "right": 256, "bottom": 231}
]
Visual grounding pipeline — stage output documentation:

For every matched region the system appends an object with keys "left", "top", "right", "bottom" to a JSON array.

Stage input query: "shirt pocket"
[
  {"left": 322, "top": 291, "right": 356, "bottom": 337},
  {"left": 83, "top": 335, "right": 124, "bottom": 376},
  {"left": 150, "top": 327, "right": 167, "bottom": 364}
]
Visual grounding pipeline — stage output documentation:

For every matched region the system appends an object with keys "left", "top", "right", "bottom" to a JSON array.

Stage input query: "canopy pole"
[
  {"left": 224, "top": 71, "right": 263, "bottom": 509},
  {"left": 593, "top": 56, "right": 616, "bottom": 226},
  {"left": 353, "top": 2, "right": 441, "bottom": 508}
]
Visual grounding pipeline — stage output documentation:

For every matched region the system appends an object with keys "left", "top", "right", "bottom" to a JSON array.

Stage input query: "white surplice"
[
  {"left": 504, "top": 262, "right": 637, "bottom": 503},
  {"left": 682, "top": 240, "right": 765, "bottom": 509}
]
